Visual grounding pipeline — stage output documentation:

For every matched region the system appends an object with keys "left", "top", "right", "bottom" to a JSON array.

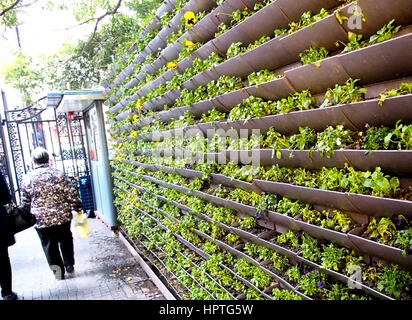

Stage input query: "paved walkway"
[{"left": 8, "top": 217, "right": 165, "bottom": 300}]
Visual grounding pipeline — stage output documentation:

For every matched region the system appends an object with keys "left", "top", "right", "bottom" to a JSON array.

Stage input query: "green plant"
[
  {"left": 248, "top": 69, "right": 279, "bottom": 86},
  {"left": 272, "top": 288, "right": 303, "bottom": 300},
  {"left": 379, "top": 82, "right": 412, "bottom": 106},
  {"left": 299, "top": 46, "right": 329, "bottom": 65},
  {"left": 240, "top": 216, "right": 257, "bottom": 230},
  {"left": 251, "top": 267, "right": 273, "bottom": 289},
  {"left": 321, "top": 243, "right": 348, "bottom": 271},
  {"left": 300, "top": 233, "right": 322, "bottom": 262},
  {"left": 226, "top": 233, "right": 241, "bottom": 244},
  {"left": 257, "top": 193, "right": 278, "bottom": 213},
  {"left": 276, "top": 231, "right": 300, "bottom": 249},
  {"left": 244, "top": 242, "right": 260, "bottom": 258},
  {"left": 298, "top": 270, "right": 327, "bottom": 296},
  {"left": 395, "top": 227, "right": 412, "bottom": 255},
  {"left": 316, "top": 125, "right": 354, "bottom": 157},
  {"left": 382, "top": 120, "right": 412, "bottom": 150},
  {"left": 377, "top": 265, "right": 411, "bottom": 298},
  {"left": 363, "top": 166, "right": 400, "bottom": 197},
  {"left": 320, "top": 210, "right": 354, "bottom": 233},
  {"left": 201, "top": 107, "right": 226, "bottom": 123},
  {"left": 246, "top": 288, "right": 265, "bottom": 300},
  {"left": 271, "top": 251, "right": 290, "bottom": 271},
  {"left": 321, "top": 78, "right": 367, "bottom": 107},
  {"left": 369, "top": 19, "right": 401, "bottom": 44},
  {"left": 289, "top": 126, "right": 317, "bottom": 151},
  {"left": 366, "top": 217, "right": 398, "bottom": 245},
  {"left": 226, "top": 41, "right": 246, "bottom": 59}
]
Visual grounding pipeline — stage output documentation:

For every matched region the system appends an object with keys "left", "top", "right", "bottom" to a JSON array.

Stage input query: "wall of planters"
[{"left": 103, "top": 0, "right": 412, "bottom": 300}]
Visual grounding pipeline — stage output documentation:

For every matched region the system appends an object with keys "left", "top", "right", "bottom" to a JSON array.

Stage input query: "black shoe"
[
  {"left": 2, "top": 292, "right": 18, "bottom": 300},
  {"left": 65, "top": 265, "right": 74, "bottom": 274}
]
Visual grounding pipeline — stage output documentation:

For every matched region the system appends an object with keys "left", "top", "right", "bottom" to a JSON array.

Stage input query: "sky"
[{"left": 0, "top": 1, "right": 97, "bottom": 110}]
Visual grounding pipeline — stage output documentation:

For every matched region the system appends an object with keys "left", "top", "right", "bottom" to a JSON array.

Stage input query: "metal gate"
[{"left": 1, "top": 94, "right": 90, "bottom": 202}]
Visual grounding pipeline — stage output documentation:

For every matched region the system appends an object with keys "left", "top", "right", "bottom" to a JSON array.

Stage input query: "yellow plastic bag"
[{"left": 74, "top": 212, "right": 90, "bottom": 238}]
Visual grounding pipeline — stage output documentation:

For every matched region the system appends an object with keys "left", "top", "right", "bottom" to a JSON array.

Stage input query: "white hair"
[{"left": 32, "top": 147, "right": 49, "bottom": 164}]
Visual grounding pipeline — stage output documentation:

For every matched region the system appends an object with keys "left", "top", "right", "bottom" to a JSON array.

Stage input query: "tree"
[{"left": 1, "top": 0, "right": 163, "bottom": 106}]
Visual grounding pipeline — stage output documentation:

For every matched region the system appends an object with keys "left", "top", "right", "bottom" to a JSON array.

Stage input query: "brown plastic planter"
[
  {"left": 254, "top": 179, "right": 359, "bottom": 212},
  {"left": 165, "top": 89, "right": 181, "bottom": 101},
  {"left": 177, "top": 55, "right": 196, "bottom": 73},
  {"left": 244, "top": 77, "right": 295, "bottom": 101},
  {"left": 229, "top": 149, "right": 412, "bottom": 177},
  {"left": 339, "top": 0, "right": 412, "bottom": 38},
  {"left": 189, "top": 16, "right": 220, "bottom": 43},
  {"left": 284, "top": 57, "right": 351, "bottom": 95},
  {"left": 207, "top": 0, "right": 243, "bottom": 27},
  {"left": 158, "top": 106, "right": 190, "bottom": 123},
  {"left": 188, "top": 100, "right": 214, "bottom": 118},
  {"left": 213, "top": 88, "right": 249, "bottom": 110},
  {"left": 282, "top": 15, "right": 348, "bottom": 58},
  {"left": 161, "top": 41, "right": 182, "bottom": 62},
  {"left": 343, "top": 150, "right": 412, "bottom": 176},
  {"left": 241, "top": 36, "right": 292, "bottom": 72},
  {"left": 275, "top": 0, "right": 341, "bottom": 21},
  {"left": 193, "top": 40, "right": 217, "bottom": 60},
  {"left": 254, "top": 179, "right": 412, "bottom": 217},
  {"left": 183, "top": 69, "right": 220, "bottom": 90},
  {"left": 347, "top": 234, "right": 412, "bottom": 270},
  {"left": 215, "top": 55, "right": 256, "bottom": 78},
  {"left": 337, "top": 33, "right": 412, "bottom": 85},
  {"left": 148, "top": 35, "right": 167, "bottom": 54},
  {"left": 210, "top": 173, "right": 255, "bottom": 192}
]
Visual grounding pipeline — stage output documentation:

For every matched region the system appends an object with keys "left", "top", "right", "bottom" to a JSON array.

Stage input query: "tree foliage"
[{"left": 1, "top": 0, "right": 163, "bottom": 106}]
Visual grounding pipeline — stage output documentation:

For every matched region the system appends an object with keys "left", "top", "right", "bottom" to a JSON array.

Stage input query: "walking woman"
[
  {"left": 0, "top": 171, "right": 17, "bottom": 300},
  {"left": 20, "top": 147, "right": 82, "bottom": 280}
]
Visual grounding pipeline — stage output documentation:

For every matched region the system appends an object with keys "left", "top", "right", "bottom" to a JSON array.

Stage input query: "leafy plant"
[
  {"left": 321, "top": 243, "right": 347, "bottom": 271},
  {"left": 369, "top": 19, "right": 401, "bottom": 44},
  {"left": 321, "top": 78, "right": 367, "bottom": 107},
  {"left": 300, "top": 46, "right": 329, "bottom": 65},
  {"left": 379, "top": 82, "right": 412, "bottom": 106},
  {"left": 377, "top": 265, "right": 411, "bottom": 298},
  {"left": 316, "top": 125, "right": 354, "bottom": 157},
  {"left": 300, "top": 233, "right": 322, "bottom": 262},
  {"left": 248, "top": 69, "right": 280, "bottom": 86},
  {"left": 240, "top": 216, "right": 257, "bottom": 230},
  {"left": 226, "top": 42, "right": 246, "bottom": 59},
  {"left": 272, "top": 288, "right": 302, "bottom": 300},
  {"left": 271, "top": 251, "right": 290, "bottom": 271}
]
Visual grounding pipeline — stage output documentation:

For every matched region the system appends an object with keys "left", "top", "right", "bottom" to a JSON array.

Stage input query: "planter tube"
[{"left": 254, "top": 179, "right": 412, "bottom": 217}]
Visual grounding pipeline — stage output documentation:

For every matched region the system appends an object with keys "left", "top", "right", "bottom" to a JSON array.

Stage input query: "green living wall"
[{"left": 103, "top": 0, "right": 412, "bottom": 300}]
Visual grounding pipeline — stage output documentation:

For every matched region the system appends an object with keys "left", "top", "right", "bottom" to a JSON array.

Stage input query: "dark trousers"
[
  {"left": 0, "top": 246, "right": 12, "bottom": 297},
  {"left": 35, "top": 222, "right": 74, "bottom": 277}
]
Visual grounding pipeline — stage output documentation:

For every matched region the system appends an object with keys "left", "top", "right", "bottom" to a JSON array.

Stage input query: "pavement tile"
[{"left": 8, "top": 218, "right": 165, "bottom": 300}]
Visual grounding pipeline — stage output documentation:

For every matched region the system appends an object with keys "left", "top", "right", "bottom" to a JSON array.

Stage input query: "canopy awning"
[{"left": 48, "top": 89, "right": 105, "bottom": 113}]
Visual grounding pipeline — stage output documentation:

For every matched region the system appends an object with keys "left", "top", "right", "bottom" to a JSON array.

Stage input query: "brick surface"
[{"left": 8, "top": 218, "right": 166, "bottom": 300}]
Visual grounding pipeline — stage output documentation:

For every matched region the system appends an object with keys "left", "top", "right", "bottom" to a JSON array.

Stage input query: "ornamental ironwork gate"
[{"left": 2, "top": 95, "right": 90, "bottom": 202}]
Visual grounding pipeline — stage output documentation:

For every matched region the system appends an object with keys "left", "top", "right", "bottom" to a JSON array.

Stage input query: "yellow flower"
[
  {"left": 167, "top": 62, "right": 177, "bottom": 69},
  {"left": 117, "top": 154, "right": 122, "bottom": 162},
  {"left": 136, "top": 99, "right": 142, "bottom": 109},
  {"left": 119, "top": 194, "right": 124, "bottom": 199},
  {"left": 185, "top": 39, "right": 195, "bottom": 48},
  {"left": 130, "top": 131, "right": 138, "bottom": 138},
  {"left": 132, "top": 188, "right": 137, "bottom": 194},
  {"left": 117, "top": 143, "right": 123, "bottom": 151},
  {"left": 184, "top": 11, "right": 196, "bottom": 27},
  {"left": 133, "top": 114, "right": 139, "bottom": 122}
]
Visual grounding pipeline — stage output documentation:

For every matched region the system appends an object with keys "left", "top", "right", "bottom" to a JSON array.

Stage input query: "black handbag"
[{"left": 7, "top": 203, "right": 37, "bottom": 234}]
